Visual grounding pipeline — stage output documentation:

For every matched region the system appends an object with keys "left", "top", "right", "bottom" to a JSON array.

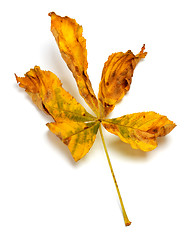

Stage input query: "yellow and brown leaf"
[
  {"left": 15, "top": 12, "right": 175, "bottom": 162},
  {"left": 47, "top": 119, "right": 100, "bottom": 161},
  {"left": 15, "top": 66, "right": 94, "bottom": 122},
  {"left": 98, "top": 45, "right": 147, "bottom": 117},
  {"left": 102, "top": 112, "right": 176, "bottom": 151},
  {"left": 49, "top": 12, "right": 98, "bottom": 114},
  {"left": 16, "top": 66, "right": 99, "bottom": 161}
]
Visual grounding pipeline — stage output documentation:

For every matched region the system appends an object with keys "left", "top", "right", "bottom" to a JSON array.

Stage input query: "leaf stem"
[{"left": 99, "top": 125, "right": 131, "bottom": 226}]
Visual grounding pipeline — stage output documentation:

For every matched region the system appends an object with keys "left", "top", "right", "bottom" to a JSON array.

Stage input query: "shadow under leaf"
[
  {"left": 107, "top": 135, "right": 170, "bottom": 163},
  {"left": 108, "top": 138, "right": 148, "bottom": 162}
]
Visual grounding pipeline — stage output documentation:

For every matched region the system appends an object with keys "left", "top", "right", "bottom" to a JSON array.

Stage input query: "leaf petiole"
[{"left": 99, "top": 125, "right": 131, "bottom": 226}]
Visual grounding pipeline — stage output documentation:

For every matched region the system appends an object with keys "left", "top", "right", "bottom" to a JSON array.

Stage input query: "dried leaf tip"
[
  {"left": 48, "top": 12, "right": 55, "bottom": 17},
  {"left": 136, "top": 44, "right": 147, "bottom": 59}
]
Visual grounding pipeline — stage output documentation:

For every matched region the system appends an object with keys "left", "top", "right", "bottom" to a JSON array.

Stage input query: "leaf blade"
[
  {"left": 15, "top": 66, "right": 95, "bottom": 122},
  {"left": 47, "top": 119, "right": 100, "bottom": 161},
  {"left": 98, "top": 45, "right": 147, "bottom": 117},
  {"left": 49, "top": 12, "right": 98, "bottom": 114},
  {"left": 102, "top": 112, "right": 176, "bottom": 151}
]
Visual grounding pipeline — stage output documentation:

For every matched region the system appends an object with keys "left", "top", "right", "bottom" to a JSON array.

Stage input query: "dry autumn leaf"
[
  {"left": 98, "top": 44, "right": 147, "bottom": 117},
  {"left": 49, "top": 12, "right": 98, "bottom": 114},
  {"left": 15, "top": 12, "right": 176, "bottom": 227}
]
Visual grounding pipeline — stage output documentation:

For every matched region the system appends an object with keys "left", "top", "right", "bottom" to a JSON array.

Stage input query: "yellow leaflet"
[
  {"left": 98, "top": 45, "right": 147, "bottom": 117},
  {"left": 16, "top": 66, "right": 99, "bottom": 161},
  {"left": 102, "top": 112, "right": 176, "bottom": 151},
  {"left": 15, "top": 66, "right": 95, "bottom": 122},
  {"left": 47, "top": 119, "right": 100, "bottom": 161},
  {"left": 49, "top": 12, "right": 98, "bottom": 114}
]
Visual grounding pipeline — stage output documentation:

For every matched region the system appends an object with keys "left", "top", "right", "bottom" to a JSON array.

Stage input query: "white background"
[{"left": 1, "top": 0, "right": 186, "bottom": 239}]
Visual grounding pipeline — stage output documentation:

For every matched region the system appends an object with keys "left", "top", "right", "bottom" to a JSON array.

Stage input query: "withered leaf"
[
  {"left": 15, "top": 66, "right": 95, "bottom": 122},
  {"left": 15, "top": 12, "right": 176, "bottom": 227},
  {"left": 16, "top": 66, "right": 98, "bottom": 161},
  {"left": 98, "top": 45, "right": 147, "bottom": 117},
  {"left": 102, "top": 112, "right": 176, "bottom": 151},
  {"left": 49, "top": 12, "right": 98, "bottom": 114},
  {"left": 47, "top": 118, "right": 100, "bottom": 161}
]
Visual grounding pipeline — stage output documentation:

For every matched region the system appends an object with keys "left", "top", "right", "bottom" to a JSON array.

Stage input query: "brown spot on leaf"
[
  {"left": 152, "top": 129, "right": 158, "bottom": 133},
  {"left": 134, "top": 129, "right": 156, "bottom": 142},
  {"left": 42, "top": 103, "right": 50, "bottom": 114},
  {"left": 112, "top": 71, "right": 116, "bottom": 78},
  {"left": 82, "top": 70, "right": 87, "bottom": 78},
  {"left": 102, "top": 123, "right": 118, "bottom": 132},
  {"left": 75, "top": 66, "right": 80, "bottom": 75},
  {"left": 63, "top": 137, "right": 71, "bottom": 145},
  {"left": 123, "top": 79, "right": 128, "bottom": 88},
  {"left": 147, "top": 127, "right": 159, "bottom": 135}
]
